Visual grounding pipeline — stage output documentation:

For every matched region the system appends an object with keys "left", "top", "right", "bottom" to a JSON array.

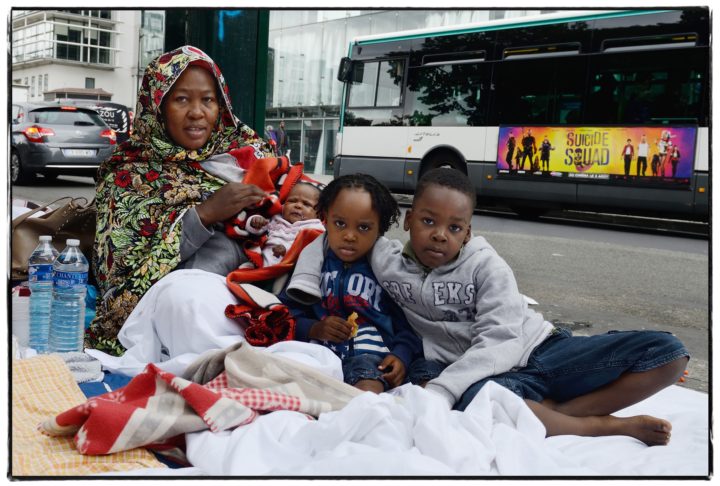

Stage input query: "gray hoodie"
[{"left": 287, "top": 234, "right": 553, "bottom": 407}]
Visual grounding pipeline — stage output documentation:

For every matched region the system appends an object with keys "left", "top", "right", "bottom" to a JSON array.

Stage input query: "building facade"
[{"left": 11, "top": 9, "right": 165, "bottom": 110}]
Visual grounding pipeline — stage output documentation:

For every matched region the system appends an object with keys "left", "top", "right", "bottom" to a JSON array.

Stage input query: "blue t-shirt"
[{"left": 280, "top": 250, "right": 422, "bottom": 367}]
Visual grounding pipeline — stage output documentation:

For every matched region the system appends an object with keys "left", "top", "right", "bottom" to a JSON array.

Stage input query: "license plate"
[{"left": 63, "top": 149, "right": 96, "bottom": 157}]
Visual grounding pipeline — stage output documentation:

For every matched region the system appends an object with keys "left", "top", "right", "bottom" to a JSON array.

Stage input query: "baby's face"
[{"left": 282, "top": 183, "right": 320, "bottom": 223}]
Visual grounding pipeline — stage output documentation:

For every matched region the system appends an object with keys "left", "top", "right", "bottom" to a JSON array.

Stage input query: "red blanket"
[
  {"left": 225, "top": 228, "right": 323, "bottom": 347},
  {"left": 39, "top": 363, "right": 305, "bottom": 456},
  {"left": 222, "top": 150, "right": 304, "bottom": 238}
]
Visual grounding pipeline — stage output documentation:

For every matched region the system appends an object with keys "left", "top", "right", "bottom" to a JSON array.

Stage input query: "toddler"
[{"left": 281, "top": 173, "right": 422, "bottom": 393}]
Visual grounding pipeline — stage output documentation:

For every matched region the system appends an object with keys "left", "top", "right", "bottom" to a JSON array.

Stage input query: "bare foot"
[{"left": 611, "top": 415, "right": 672, "bottom": 446}]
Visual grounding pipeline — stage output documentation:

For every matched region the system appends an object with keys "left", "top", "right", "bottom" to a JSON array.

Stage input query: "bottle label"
[
  {"left": 53, "top": 271, "right": 89, "bottom": 288},
  {"left": 29, "top": 264, "right": 54, "bottom": 283}
]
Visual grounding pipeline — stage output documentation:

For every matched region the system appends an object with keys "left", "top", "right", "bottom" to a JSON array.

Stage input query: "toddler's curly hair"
[{"left": 318, "top": 173, "right": 399, "bottom": 236}]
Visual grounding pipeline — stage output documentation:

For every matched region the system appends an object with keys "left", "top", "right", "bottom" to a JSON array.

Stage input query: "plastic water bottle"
[
  {"left": 28, "top": 235, "right": 58, "bottom": 353},
  {"left": 48, "top": 239, "right": 89, "bottom": 353}
]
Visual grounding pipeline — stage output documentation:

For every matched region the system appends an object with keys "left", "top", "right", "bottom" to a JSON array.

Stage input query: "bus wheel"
[{"left": 420, "top": 151, "right": 465, "bottom": 177}]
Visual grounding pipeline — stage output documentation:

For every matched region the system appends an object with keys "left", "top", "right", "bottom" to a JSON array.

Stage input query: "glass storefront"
[{"left": 267, "top": 117, "right": 338, "bottom": 175}]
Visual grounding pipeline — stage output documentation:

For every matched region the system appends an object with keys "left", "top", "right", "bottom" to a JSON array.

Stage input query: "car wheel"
[{"left": 10, "top": 151, "right": 33, "bottom": 185}]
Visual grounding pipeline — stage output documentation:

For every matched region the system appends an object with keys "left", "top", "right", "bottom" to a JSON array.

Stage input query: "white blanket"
[
  {"left": 88, "top": 270, "right": 709, "bottom": 477},
  {"left": 178, "top": 382, "right": 707, "bottom": 476}
]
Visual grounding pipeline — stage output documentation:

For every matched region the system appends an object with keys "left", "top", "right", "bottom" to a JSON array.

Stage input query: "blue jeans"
[
  {"left": 342, "top": 354, "right": 391, "bottom": 390},
  {"left": 406, "top": 358, "right": 447, "bottom": 385},
  {"left": 413, "top": 328, "right": 689, "bottom": 411}
]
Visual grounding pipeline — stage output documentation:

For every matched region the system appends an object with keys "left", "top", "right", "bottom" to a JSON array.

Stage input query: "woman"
[{"left": 87, "top": 46, "right": 274, "bottom": 356}]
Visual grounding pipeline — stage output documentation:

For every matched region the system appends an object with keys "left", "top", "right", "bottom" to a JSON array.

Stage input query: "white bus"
[{"left": 332, "top": 8, "right": 709, "bottom": 220}]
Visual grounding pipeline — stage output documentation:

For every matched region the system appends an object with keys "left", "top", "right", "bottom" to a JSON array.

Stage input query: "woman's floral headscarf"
[{"left": 87, "top": 45, "right": 274, "bottom": 354}]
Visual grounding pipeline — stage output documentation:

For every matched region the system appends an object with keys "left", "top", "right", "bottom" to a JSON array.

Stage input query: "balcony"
[{"left": 12, "top": 10, "right": 120, "bottom": 69}]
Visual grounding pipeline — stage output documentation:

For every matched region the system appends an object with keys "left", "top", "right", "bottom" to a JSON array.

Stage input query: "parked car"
[
  {"left": 53, "top": 99, "right": 132, "bottom": 145},
  {"left": 10, "top": 102, "right": 116, "bottom": 184}
]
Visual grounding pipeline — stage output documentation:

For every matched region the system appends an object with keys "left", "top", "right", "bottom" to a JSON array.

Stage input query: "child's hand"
[
  {"left": 250, "top": 216, "right": 268, "bottom": 229},
  {"left": 378, "top": 354, "right": 406, "bottom": 388},
  {"left": 272, "top": 245, "right": 286, "bottom": 258},
  {"left": 309, "top": 316, "right": 353, "bottom": 343}
]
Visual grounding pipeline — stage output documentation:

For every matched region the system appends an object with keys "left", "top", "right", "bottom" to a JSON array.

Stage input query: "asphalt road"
[{"left": 11, "top": 175, "right": 710, "bottom": 392}]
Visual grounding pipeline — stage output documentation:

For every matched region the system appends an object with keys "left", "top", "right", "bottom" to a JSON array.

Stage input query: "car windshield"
[{"left": 30, "top": 109, "right": 105, "bottom": 127}]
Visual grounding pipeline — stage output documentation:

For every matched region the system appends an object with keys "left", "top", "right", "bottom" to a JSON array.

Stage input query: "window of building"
[
  {"left": 85, "top": 77, "right": 95, "bottom": 89},
  {"left": 31, "top": 76, "right": 35, "bottom": 97},
  {"left": 99, "top": 31, "right": 111, "bottom": 64},
  {"left": 140, "top": 11, "right": 165, "bottom": 69},
  {"left": 79, "top": 10, "right": 111, "bottom": 19},
  {"left": 55, "top": 24, "right": 82, "bottom": 61},
  {"left": 43, "top": 74, "right": 48, "bottom": 94}
]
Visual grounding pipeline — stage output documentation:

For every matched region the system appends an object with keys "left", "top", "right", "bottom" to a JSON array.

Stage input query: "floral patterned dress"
[{"left": 87, "top": 46, "right": 274, "bottom": 354}]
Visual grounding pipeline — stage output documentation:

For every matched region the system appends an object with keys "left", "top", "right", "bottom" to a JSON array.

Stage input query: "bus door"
[
  {"left": 403, "top": 57, "right": 493, "bottom": 189},
  {"left": 487, "top": 53, "right": 587, "bottom": 206},
  {"left": 577, "top": 48, "right": 706, "bottom": 216}
]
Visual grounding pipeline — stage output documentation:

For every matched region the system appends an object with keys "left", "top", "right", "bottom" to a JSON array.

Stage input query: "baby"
[{"left": 245, "top": 180, "right": 325, "bottom": 267}]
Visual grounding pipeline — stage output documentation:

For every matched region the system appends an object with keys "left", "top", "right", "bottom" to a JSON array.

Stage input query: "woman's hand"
[
  {"left": 309, "top": 316, "right": 354, "bottom": 343},
  {"left": 195, "top": 182, "right": 266, "bottom": 227},
  {"left": 378, "top": 354, "right": 406, "bottom": 388}
]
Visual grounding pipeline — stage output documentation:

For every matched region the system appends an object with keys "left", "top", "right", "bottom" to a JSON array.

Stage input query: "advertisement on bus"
[{"left": 496, "top": 126, "right": 697, "bottom": 187}]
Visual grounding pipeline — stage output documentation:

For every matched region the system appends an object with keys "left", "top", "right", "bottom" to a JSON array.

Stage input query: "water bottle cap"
[
  {"left": 66, "top": 239, "right": 80, "bottom": 246},
  {"left": 39, "top": 235, "right": 52, "bottom": 241}
]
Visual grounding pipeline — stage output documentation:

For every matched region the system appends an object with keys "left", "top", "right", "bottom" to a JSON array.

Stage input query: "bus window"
[
  {"left": 345, "top": 59, "right": 405, "bottom": 126},
  {"left": 375, "top": 60, "right": 404, "bottom": 107},
  {"left": 348, "top": 62, "right": 380, "bottom": 107},
  {"left": 347, "top": 59, "right": 404, "bottom": 108},
  {"left": 491, "top": 56, "right": 585, "bottom": 125},
  {"left": 405, "top": 62, "right": 488, "bottom": 126},
  {"left": 586, "top": 49, "right": 707, "bottom": 124}
]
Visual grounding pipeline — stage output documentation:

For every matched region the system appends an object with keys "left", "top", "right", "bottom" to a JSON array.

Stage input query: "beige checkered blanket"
[{"left": 11, "top": 354, "right": 165, "bottom": 476}]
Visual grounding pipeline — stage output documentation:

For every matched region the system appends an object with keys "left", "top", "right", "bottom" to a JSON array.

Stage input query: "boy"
[{"left": 288, "top": 168, "right": 689, "bottom": 446}]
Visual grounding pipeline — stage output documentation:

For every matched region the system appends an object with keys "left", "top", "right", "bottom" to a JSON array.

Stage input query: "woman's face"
[{"left": 162, "top": 66, "right": 220, "bottom": 151}]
